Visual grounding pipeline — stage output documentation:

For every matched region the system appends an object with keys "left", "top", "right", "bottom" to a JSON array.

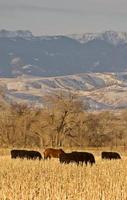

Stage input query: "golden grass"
[{"left": 0, "top": 153, "right": 127, "bottom": 200}]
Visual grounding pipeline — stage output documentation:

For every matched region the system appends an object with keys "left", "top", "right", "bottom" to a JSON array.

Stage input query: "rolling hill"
[{"left": 1, "top": 72, "right": 127, "bottom": 110}]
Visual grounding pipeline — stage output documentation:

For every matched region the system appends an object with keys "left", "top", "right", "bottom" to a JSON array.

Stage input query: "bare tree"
[{"left": 44, "top": 92, "right": 85, "bottom": 146}]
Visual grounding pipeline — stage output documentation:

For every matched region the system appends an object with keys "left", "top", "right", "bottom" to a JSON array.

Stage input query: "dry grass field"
[{"left": 0, "top": 149, "right": 127, "bottom": 200}]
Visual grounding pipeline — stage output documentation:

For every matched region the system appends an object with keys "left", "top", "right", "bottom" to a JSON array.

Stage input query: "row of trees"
[{"left": 0, "top": 92, "right": 127, "bottom": 148}]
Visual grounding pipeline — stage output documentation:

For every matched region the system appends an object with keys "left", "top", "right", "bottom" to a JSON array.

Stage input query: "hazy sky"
[{"left": 0, "top": 0, "right": 127, "bottom": 35}]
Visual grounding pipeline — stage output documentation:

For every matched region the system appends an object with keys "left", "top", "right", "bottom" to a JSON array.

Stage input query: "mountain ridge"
[
  {"left": 1, "top": 29, "right": 127, "bottom": 45},
  {"left": 69, "top": 30, "right": 127, "bottom": 45}
]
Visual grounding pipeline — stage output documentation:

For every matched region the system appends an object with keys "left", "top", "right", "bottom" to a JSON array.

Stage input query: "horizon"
[{"left": 0, "top": 29, "right": 127, "bottom": 37}]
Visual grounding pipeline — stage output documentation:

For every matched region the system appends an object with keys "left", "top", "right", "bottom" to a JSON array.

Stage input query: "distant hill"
[
  {"left": 0, "top": 30, "right": 127, "bottom": 77},
  {"left": 1, "top": 72, "right": 127, "bottom": 110}
]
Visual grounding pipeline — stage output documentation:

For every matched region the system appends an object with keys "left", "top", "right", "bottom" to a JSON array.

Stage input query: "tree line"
[{"left": 0, "top": 92, "right": 127, "bottom": 148}]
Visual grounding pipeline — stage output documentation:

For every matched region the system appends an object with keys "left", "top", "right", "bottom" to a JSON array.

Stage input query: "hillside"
[{"left": 1, "top": 72, "right": 127, "bottom": 110}]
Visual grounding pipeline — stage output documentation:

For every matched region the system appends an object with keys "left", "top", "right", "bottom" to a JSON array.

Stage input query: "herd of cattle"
[{"left": 10, "top": 148, "right": 121, "bottom": 165}]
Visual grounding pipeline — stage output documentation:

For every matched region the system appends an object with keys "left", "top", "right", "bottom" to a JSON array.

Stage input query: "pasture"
[{"left": 0, "top": 149, "right": 127, "bottom": 200}]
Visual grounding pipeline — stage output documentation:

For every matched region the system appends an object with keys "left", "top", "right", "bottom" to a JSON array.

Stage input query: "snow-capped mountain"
[
  {"left": 1, "top": 29, "right": 127, "bottom": 45},
  {"left": 69, "top": 30, "right": 127, "bottom": 45}
]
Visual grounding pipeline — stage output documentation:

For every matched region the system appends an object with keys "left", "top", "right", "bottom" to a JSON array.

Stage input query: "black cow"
[
  {"left": 101, "top": 151, "right": 121, "bottom": 160},
  {"left": 59, "top": 151, "right": 95, "bottom": 165},
  {"left": 11, "top": 149, "right": 42, "bottom": 160}
]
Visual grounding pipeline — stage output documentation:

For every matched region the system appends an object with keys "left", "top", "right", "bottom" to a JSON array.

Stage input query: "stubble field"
[{"left": 0, "top": 150, "right": 127, "bottom": 200}]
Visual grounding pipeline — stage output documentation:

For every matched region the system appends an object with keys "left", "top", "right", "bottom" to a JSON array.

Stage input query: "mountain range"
[{"left": 0, "top": 30, "right": 127, "bottom": 77}]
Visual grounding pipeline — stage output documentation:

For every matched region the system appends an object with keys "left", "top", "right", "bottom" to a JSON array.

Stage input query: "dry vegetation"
[
  {"left": 0, "top": 152, "right": 127, "bottom": 200},
  {"left": 0, "top": 92, "right": 127, "bottom": 148}
]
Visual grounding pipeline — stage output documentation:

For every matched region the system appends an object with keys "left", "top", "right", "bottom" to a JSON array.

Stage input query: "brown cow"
[{"left": 43, "top": 148, "right": 65, "bottom": 159}]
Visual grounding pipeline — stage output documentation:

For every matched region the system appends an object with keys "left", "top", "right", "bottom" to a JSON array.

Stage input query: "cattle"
[
  {"left": 59, "top": 151, "right": 95, "bottom": 165},
  {"left": 101, "top": 151, "right": 121, "bottom": 160},
  {"left": 43, "top": 148, "right": 65, "bottom": 159},
  {"left": 11, "top": 149, "right": 42, "bottom": 160}
]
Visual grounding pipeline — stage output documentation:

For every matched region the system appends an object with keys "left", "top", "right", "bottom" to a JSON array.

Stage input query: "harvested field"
[{"left": 0, "top": 151, "right": 127, "bottom": 200}]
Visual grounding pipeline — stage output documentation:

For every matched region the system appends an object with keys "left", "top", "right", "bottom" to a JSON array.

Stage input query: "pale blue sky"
[{"left": 0, "top": 0, "right": 127, "bottom": 35}]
